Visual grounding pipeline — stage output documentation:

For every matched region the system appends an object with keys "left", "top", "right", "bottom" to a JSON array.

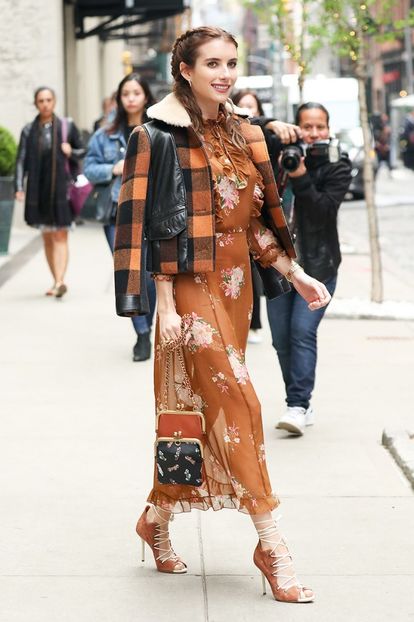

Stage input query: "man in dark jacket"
[{"left": 266, "top": 102, "right": 352, "bottom": 436}]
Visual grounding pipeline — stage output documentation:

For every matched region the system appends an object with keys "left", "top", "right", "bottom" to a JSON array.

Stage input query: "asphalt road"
[{"left": 339, "top": 167, "right": 414, "bottom": 273}]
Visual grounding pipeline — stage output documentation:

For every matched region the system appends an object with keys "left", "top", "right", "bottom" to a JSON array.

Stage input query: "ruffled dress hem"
[{"left": 147, "top": 490, "right": 280, "bottom": 515}]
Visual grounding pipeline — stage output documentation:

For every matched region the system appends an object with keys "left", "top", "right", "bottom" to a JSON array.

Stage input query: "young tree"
[
  {"left": 246, "top": 0, "right": 323, "bottom": 97},
  {"left": 314, "top": 0, "right": 414, "bottom": 302},
  {"left": 248, "top": 0, "right": 413, "bottom": 302}
]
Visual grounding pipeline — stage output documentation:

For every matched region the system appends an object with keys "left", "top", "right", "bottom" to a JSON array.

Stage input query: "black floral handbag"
[{"left": 155, "top": 316, "right": 205, "bottom": 487}]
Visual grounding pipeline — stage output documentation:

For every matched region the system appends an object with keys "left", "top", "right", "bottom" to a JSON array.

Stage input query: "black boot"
[{"left": 133, "top": 332, "right": 151, "bottom": 362}]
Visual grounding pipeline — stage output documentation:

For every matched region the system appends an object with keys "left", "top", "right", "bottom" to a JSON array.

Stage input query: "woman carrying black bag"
[
  {"left": 15, "top": 86, "right": 84, "bottom": 298},
  {"left": 84, "top": 74, "right": 157, "bottom": 362}
]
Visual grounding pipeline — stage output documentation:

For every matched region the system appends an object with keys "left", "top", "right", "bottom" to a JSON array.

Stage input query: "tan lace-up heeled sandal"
[
  {"left": 253, "top": 516, "right": 314, "bottom": 603},
  {"left": 136, "top": 505, "right": 187, "bottom": 574}
]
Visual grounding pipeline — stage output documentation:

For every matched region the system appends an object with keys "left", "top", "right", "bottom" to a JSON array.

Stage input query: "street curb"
[{"left": 382, "top": 428, "right": 414, "bottom": 491}]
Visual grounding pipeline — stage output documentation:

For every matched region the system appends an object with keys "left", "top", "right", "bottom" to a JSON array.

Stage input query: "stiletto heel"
[
  {"left": 141, "top": 538, "right": 145, "bottom": 563},
  {"left": 136, "top": 505, "right": 187, "bottom": 574},
  {"left": 261, "top": 572, "right": 267, "bottom": 595},
  {"left": 253, "top": 516, "right": 314, "bottom": 604}
]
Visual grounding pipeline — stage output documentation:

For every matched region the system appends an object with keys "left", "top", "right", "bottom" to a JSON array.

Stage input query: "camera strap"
[{"left": 276, "top": 170, "right": 289, "bottom": 197}]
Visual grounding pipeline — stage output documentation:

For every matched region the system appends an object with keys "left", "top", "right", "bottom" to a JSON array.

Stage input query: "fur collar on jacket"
[{"left": 147, "top": 92, "right": 249, "bottom": 128}]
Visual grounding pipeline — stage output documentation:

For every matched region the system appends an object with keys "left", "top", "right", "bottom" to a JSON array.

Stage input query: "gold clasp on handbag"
[{"left": 173, "top": 431, "right": 182, "bottom": 440}]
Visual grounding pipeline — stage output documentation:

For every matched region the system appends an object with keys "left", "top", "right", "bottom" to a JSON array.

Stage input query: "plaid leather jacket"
[{"left": 114, "top": 94, "right": 295, "bottom": 317}]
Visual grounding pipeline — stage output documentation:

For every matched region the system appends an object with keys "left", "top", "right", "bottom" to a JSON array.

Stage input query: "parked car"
[{"left": 337, "top": 127, "right": 378, "bottom": 199}]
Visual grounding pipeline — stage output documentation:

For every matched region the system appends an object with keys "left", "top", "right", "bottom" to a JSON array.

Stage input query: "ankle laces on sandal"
[
  {"left": 255, "top": 515, "right": 303, "bottom": 592},
  {"left": 151, "top": 507, "right": 181, "bottom": 565}
]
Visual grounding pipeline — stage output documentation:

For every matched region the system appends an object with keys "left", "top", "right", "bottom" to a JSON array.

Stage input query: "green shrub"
[{"left": 0, "top": 126, "right": 17, "bottom": 176}]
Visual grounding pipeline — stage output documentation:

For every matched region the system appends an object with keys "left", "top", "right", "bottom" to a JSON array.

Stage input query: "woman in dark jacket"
[
  {"left": 84, "top": 73, "right": 157, "bottom": 362},
  {"left": 15, "top": 86, "right": 84, "bottom": 297}
]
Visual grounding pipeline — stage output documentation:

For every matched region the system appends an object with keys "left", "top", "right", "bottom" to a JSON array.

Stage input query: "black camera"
[
  {"left": 306, "top": 139, "right": 341, "bottom": 163},
  {"left": 280, "top": 143, "right": 304, "bottom": 172},
  {"left": 280, "top": 139, "right": 341, "bottom": 173}
]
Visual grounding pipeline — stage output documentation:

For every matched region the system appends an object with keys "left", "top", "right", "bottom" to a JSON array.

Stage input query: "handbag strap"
[
  {"left": 161, "top": 315, "right": 199, "bottom": 411},
  {"left": 61, "top": 117, "right": 71, "bottom": 176}
]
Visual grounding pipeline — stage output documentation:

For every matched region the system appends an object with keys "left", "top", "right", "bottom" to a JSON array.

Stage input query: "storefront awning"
[{"left": 66, "top": 0, "right": 186, "bottom": 39}]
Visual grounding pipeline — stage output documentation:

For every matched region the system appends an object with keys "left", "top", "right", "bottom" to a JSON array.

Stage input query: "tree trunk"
[
  {"left": 298, "top": 71, "right": 305, "bottom": 101},
  {"left": 356, "top": 59, "right": 383, "bottom": 302}
]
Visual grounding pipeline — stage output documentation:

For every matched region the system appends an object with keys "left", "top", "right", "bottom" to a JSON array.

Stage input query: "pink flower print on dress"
[
  {"left": 184, "top": 313, "right": 221, "bottom": 353},
  {"left": 220, "top": 265, "right": 245, "bottom": 299},
  {"left": 226, "top": 345, "right": 250, "bottom": 385},
  {"left": 210, "top": 367, "right": 230, "bottom": 394},
  {"left": 215, "top": 174, "right": 244, "bottom": 217},
  {"left": 230, "top": 477, "right": 248, "bottom": 500},
  {"left": 255, "top": 226, "right": 275, "bottom": 250},
  {"left": 258, "top": 443, "right": 266, "bottom": 463},
  {"left": 176, "top": 383, "right": 205, "bottom": 411},
  {"left": 216, "top": 232, "right": 235, "bottom": 247},
  {"left": 223, "top": 422, "right": 241, "bottom": 452}
]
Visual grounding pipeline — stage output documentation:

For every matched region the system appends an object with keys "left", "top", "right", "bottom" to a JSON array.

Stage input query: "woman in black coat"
[{"left": 15, "top": 86, "right": 84, "bottom": 297}]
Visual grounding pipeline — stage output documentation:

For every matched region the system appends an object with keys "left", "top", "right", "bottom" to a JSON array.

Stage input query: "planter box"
[{"left": 0, "top": 176, "right": 14, "bottom": 255}]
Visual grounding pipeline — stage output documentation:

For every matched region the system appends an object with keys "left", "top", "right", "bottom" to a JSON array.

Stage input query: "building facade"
[{"left": 0, "top": 0, "right": 186, "bottom": 140}]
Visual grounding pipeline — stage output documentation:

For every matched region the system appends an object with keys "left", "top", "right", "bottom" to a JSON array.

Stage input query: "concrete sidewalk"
[{"left": 1, "top": 223, "right": 414, "bottom": 622}]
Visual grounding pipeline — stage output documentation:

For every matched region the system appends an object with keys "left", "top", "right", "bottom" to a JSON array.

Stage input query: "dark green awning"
[{"left": 65, "top": 0, "right": 186, "bottom": 39}]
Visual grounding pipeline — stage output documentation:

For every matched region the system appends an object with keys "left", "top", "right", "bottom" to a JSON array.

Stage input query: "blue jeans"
[
  {"left": 104, "top": 223, "right": 156, "bottom": 336},
  {"left": 266, "top": 276, "right": 337, "bottom": 409}
]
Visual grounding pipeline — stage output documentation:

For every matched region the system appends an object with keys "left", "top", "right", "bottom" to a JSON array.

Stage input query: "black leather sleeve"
[
  {"left": 14, "top": 124, "right": 31, "bottom": 192},
  {"left": 68, "top": 120, "right": 86, "bottom": 161}
]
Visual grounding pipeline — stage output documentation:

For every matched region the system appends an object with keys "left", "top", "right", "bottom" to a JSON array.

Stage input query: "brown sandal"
[
  {"left": 55, "top": 283, "right": 67, "bottom": 298},
  {"left": 136, "top": 506, "right": 187, "bottom": 574}
]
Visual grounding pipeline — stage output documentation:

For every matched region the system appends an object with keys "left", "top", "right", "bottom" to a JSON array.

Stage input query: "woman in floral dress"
[{"left": 114, "top": 26, "right": 331, "bottom": 603}]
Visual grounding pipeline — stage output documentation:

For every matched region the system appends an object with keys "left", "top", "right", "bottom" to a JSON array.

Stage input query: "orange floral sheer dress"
[{"left": 148, "top": 116, "right": 286, "bottom": 515}]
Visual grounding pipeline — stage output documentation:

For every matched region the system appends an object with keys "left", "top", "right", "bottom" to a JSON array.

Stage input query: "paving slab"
[
  {"left": 205, "top": 575, "right": 414, "bottom": 622},
  {"left": 0, "top": 576, "right": 205, "bottom": 622}
]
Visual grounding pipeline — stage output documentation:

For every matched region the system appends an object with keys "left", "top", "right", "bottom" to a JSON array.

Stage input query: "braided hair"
[{"left": 171, "top": 27, "right": 249, "bottom": 153}]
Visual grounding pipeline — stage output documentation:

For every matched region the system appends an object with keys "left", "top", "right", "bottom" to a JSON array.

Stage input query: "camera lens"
[{"left": 281, "top": 145, "right": 303, "bottom": 172}]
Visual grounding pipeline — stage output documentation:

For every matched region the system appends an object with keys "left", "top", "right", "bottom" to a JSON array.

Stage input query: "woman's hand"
[
  {"left": 291, "top": 270, "right": 331, "bottom": 311},
  {"left": 61, "top": 142, "right": 72, "bottom": 157},
  {"left": 158, "top": 310, "right": 182, "bottom": 343},
  {"left": 15, "top": 191, "right": 25, "bottom": 202},
  {"left": 112, "top": 159, "right": 125, "bottom": 176}
]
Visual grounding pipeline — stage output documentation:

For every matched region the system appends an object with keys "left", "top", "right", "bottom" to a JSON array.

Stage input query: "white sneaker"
[
  {"left": 248, "top": 329, "right": 262, "bottom": 344},
  {"left": 305, "top": 405, "right": 315, "bottom": 426},
  {"left": 276, "top": 406, "right": 307, "bottom": 435}
]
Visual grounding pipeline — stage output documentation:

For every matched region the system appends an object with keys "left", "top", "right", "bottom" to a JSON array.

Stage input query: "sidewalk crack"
[{"left": 197, "top": 512, "right": 209, "bottom": 622}]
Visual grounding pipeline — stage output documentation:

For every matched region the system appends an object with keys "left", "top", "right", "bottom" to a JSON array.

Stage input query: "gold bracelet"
[
  {"left": 152, "top": 273, "right": 174, "bottom": 282},
  {"left": 285, "top": 262, "right": 302, "bottom": 282}
]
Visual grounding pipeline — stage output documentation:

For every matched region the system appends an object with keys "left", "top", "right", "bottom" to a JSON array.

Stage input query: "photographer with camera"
[{"left": 266, "top": 102, "right": 352, "bottom": 436}]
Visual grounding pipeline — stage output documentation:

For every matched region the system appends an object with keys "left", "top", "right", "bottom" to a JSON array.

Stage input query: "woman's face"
[
  {"left": 298, "top": 108, "right": 330, "bottom": 144},
  {"left": 120, "top": 80, "right": 147, "bottom": 117},
  {"left": 181, "top": 38, "right": 238, "bottom": 112},
  {"left": 35, "top": 89, "right": 56, "bottom": 118},
  {"left": 237, "top": 93, "right": 259, "bottom": 117}
]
